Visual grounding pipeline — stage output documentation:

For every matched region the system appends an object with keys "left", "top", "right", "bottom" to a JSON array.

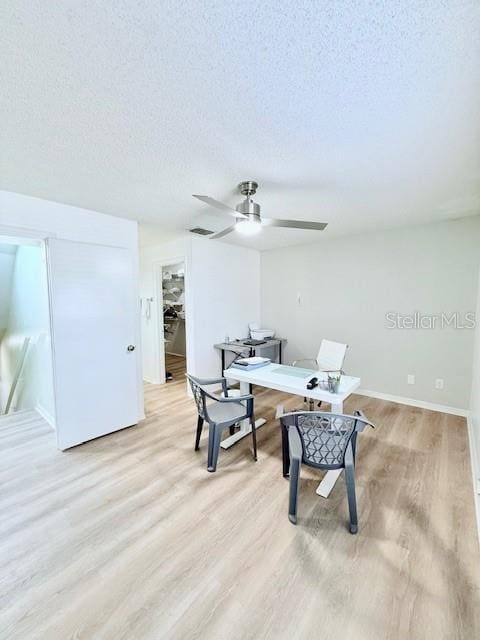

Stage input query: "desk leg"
[
  {"left": 316, "top": 469, "right": 343, "bottom": 498},
  {"left": 220, "top": 381, "right": 267, "bottom": 449},
  {"left": 278, "top": 341, "right": 282, "bottom": 364},
  {"left": 316, "top": 399, "right": 344, "bottom": 498},
  {"left": 331, "top": 401, "right": 343, "bottom": 414}
]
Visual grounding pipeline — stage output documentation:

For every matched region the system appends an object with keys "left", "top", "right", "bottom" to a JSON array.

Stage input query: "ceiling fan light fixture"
[
  {"left": 236, "top": 215, "right": 262, "bottom": 235},
  {"left": 193, "top": 179, "right": 328, "bottom": 240}
]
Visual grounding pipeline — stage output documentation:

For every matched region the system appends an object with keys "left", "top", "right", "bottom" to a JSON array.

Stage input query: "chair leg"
[
  {"left": 351, "top": 432, "right": 358, "bottom": 465},
  {"left": 207, "top": 424, "right": 215, "bottom": 470},
  {"left": 207, "top": 424, "right": 222, "bottom": 472},
  {"left": 250, "top": 415, "right": 257, "bottom": 461},
  {"left": 195, "top": 416, "right": 204, "bottom": 451},
  {"left": 281, "top": 422, "right": 290, "bottom": 477},
  {"left": 288, "top": 458, "right": 301, "bottom": 524},
  {"left": 345, "top": 462, "right": 358, "bottom": 534}
]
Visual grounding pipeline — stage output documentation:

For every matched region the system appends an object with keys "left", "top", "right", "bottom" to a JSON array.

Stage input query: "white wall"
[
  {"left": 140, "top": 234, "right": 261, "bottom": 383},
  {"left": 0, "top": 190, "right": 143, "bottom": 422},
  {"left": 261, "top": 217, "right": 480, "bottom": 411},
  {"left": 189, "top": 236, "right": 261, "bottom": 378},
  {"left": 0, "top": 191, "right": 138, "bottom": 248},
  {"left": 0, "top": 245, "right": 55, "bottom": 420}
]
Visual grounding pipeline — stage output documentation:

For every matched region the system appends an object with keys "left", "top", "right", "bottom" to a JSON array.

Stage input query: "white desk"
[{"left": 222, "top": 363, "right": 361, "bottom": 498}]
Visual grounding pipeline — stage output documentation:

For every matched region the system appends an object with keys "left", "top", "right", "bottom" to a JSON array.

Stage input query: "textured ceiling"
[{"left": 2, "top": 1, "right": 480, "bottom": 250}]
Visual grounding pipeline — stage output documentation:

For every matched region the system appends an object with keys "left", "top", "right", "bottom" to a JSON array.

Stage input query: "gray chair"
[
  {"left": 280, "top": 410, "right": 374, "bottom": 533},
  {"left": 187, "top": 374, "right": 257, "bottom": 472}
]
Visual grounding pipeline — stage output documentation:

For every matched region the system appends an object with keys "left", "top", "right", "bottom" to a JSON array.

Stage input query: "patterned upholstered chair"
[
  {"left": 280, "top": 410, "right": 374, "bottom": 533},
  {"left": 187, "top": 374, "right": 257, "bottom": 472}
]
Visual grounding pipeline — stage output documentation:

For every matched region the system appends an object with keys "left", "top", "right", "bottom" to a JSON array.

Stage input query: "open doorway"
[
  {"left": 0, "top": 237, "right": 55, "bottom": 427},
  {"left": 161, "top": 261, "right": 186, "bottom": 382}
]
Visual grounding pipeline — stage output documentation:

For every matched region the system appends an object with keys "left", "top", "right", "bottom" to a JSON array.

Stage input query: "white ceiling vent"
[{"left": 188, "top": 227, "right": 214, "bottom": 236}]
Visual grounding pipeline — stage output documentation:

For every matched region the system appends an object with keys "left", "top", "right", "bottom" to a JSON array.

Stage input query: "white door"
[{"left": 47, "top": 238, "right": 140, "bottom": 449}]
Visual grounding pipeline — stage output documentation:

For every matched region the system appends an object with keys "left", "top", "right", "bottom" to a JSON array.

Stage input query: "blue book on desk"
[{"left": 230, "top": 356, "right": 271, "bottom": 371}]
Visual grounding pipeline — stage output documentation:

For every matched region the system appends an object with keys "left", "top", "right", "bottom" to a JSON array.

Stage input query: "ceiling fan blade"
[
  {"left": 192, "top": 195, "right": 247, "bottom": 219},
  {"left": 262, "top": 218, "right": 328, "bottom": 231},
  {"left": 208, "top": 224, "right": 237, "bottom": 239}
]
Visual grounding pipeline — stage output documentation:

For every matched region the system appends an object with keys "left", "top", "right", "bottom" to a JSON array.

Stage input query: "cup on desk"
[{"left": 327, "top": 371, "right": 341, "bottom": 394}]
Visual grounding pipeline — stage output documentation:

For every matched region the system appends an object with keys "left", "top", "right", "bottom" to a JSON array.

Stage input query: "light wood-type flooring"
[
  {"left": 165, "top": 353, "right": 186, "bottom": 381},
  {"left": 1, "top": 378, "right": 479, "bottom": 639}
]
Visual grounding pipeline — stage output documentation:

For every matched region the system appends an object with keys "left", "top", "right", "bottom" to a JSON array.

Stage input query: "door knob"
[{"left": 127, "top": 345, "right": 135, "bottom": 351}]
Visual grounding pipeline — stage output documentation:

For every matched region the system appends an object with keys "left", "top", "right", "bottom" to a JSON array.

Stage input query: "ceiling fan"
[{"left": 192, "top": 181, "right": 328, "bottom": 239}]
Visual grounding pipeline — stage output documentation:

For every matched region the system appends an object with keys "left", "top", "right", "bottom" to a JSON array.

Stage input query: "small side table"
[{"left": 214, "top": 338, "right": 287, "bottom": 375}]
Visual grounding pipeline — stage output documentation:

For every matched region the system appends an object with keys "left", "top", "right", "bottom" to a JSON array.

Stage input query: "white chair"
[
  {"left": 275, "top": 340, "right": 349, "bottom": 417},
  {"left": 293, "top": 339, "right": 348, "bottom": 373},
  {"left": 291, "top": 339, "right": 348, "bottom": 412}
]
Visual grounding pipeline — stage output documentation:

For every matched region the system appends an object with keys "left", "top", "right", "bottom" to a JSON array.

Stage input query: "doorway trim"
[
  {"left": 0, "top": 229, "right": 57, "bottom": 430},
  {"left": 0, "top": 224, "right": 57, "bottom": 243},
  {"left": 151, "top": 255, "right": 192, "bottom": 385}
]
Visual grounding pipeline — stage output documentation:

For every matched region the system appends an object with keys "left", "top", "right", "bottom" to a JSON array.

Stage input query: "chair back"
[
  {"left": 186, "top": 374, "right": 209, "bottom": 420},
  {"left": 281, "top": 412, "right": 359, "bottom": 469},
  {"left": 316, "top": 339, "right": 347, "bottom": 371}
]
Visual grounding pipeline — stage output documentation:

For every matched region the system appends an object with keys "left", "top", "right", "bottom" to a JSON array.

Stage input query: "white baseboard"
[
  {"left": 355, "top": 388, "right": 468, "bottom": 417},
  {"left": 466, "top": 415, "right": 480, "bottom": 543},
  {"left": 143, "top": 376, "right": 162, "bottom": 385},
  {"left": 36, "top": 403, "right": 56, "bottom": 430}
]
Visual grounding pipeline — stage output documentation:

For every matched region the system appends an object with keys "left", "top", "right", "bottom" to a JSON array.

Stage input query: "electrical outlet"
[
  {"left": 407, "top": 374, "right": 415, "bottom": 385},
  {"left": 435, "top": 378, "right": 444, "bottom": 390}
]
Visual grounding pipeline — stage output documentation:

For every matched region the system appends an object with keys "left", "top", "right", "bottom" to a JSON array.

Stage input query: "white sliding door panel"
[{"left": 47, "top": 238, "right": 139, "bottom": 449}]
